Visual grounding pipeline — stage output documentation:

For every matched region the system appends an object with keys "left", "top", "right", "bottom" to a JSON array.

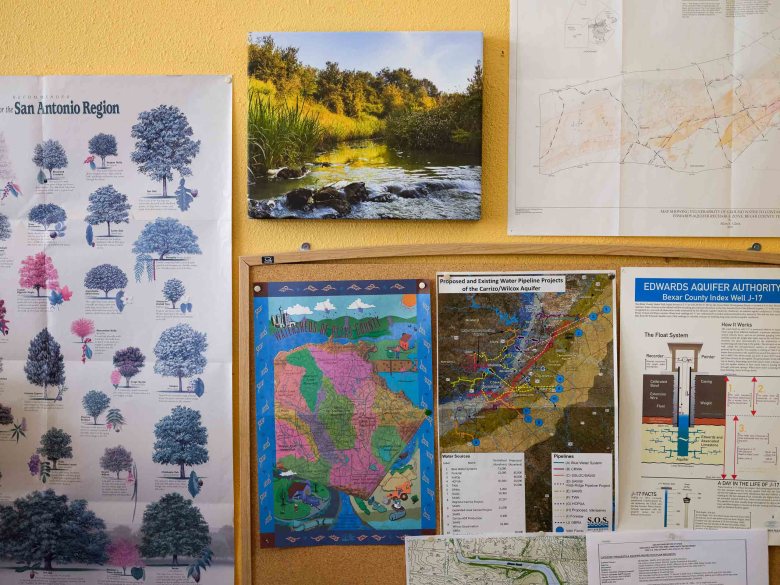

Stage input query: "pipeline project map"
[
  {"left": 437, "top": 273, "right": 617, "bottom": 534},
  {"left": 405, "top": 534, "right": 587, "bottom": 585},
  {"left": 510, "top": 0, "right": 780, "bottom": 236}
]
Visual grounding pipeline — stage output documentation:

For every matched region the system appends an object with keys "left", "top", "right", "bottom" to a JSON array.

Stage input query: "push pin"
[
  {"left": 254, "top": 285, "right": 262, "bottom": 293},
  {"left": 300, "top": 242, "right": 311, "bottom": 251},
  {"left": 749, "top": 242, "right": 761, "bottom": 251}
]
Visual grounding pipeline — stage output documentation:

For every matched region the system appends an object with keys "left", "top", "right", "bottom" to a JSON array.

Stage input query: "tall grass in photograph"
[{"left": 247, "top": 89, "right": 324, "bottom": 177}]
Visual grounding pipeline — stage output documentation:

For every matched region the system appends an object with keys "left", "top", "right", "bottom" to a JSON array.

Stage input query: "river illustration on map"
[
  {"left": 406, "top": 534, "right": 588, "bottom": 585},
  {"left": 254, "top": 279, "right": 436, "bottom": 547}
]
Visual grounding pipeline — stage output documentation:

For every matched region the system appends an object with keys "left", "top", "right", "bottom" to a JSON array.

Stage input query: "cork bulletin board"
[{"left": 237, "top": 243, "right": 780, "bottom": 585}]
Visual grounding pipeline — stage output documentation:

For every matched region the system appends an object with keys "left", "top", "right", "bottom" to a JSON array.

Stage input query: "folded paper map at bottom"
[{"left": 405, "top": 529, "right": 768, "bottom": 585}]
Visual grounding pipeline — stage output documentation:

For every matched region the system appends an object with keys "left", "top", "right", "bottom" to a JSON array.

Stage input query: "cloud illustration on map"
[
  {"left": 347, "top": 298, "right": 375, "bottom": 311},
  {"left": 314, "top": 299, "right": 336, "bottom": 312},
  {"left": 285, "top": 303, "right": 313, "bottom": 315}
]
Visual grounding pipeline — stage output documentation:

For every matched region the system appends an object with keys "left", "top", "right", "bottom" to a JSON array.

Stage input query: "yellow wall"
[{"left": 3, "top": 0, "right": 776, "bottom": 579}]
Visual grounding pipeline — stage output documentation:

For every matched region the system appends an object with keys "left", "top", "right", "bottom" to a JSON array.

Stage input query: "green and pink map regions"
[{"left": 255, "top": 279, "right": 435, "bottom": 547}]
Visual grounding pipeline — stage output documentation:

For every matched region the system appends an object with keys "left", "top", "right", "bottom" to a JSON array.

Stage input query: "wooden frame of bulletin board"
[{"left": 236, "top": 243, "right": 780, "bottom": 585}]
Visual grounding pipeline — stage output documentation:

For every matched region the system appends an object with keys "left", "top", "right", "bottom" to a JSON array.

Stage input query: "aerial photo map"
[
  {"left": 437, "top": 272, "right": 617, "bottom": 533},
  {"left": 254, "top": 279, "right": 436, "bottom": 547},
  {"left": 406, "top": 534, "right": 587, "bottom": 585}
]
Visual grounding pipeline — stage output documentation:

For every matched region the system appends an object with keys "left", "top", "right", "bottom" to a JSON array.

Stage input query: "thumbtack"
[
  {"left": 749, "top": 242, "right": 761, "bottom": 251},
  {"left": 300, "top": 242, "right": 311, "bottom": 251},
  {"left": 253, "top": 285, "right": 262, "bottom": 293}
]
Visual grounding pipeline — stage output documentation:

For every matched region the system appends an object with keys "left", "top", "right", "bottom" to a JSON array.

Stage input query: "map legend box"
[
  {"left": 551, "top": 452, "right": 613, "bottom": 532},
  {"left": 441, "top": 452, "right": 526, "bottom": 535}
]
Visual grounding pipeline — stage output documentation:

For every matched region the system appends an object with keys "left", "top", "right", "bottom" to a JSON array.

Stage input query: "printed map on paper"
[
  {"left": 437, "top": 272, "right": 616, "bottom": 531},
  {"left": 406, "top": 534, "right": 588, "bottom": 585}
]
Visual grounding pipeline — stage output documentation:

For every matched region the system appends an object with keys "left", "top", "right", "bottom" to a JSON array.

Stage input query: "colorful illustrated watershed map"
[
  {"left": 437, "top": 272, "right": 616, "bottom": 531},
  {"left": 255, "top": 279, "right": 436, "bottom": 547},
  {"left": 406, "top": 534, "right": 588, "bottom": 585}
]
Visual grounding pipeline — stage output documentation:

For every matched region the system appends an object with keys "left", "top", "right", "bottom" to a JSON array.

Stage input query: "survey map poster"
[
  {"left": 620, "top": 267, "right": 780, "bottom": 544},
  {"left": 509, "top": 0, "right": 780, "bottom": 236},
  {"left": 437, "top": 272, "right": 617, "bottom": 535},
  {"left": 406, "top": 533, "right": 587, "bottom": 585},
  {"left": 254, "top": 279, "right": 436, "bottom": 547}
]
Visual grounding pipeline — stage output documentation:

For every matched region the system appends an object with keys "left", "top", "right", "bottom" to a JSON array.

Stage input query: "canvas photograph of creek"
[{"left": 247, "top": 32, "right": 483, "bottom": 220}]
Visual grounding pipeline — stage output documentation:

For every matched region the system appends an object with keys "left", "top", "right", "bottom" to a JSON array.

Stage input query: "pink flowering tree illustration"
[
  {"left": 18, "top": 252, "right": 59, "bottom": 296},
  {"left": 71, "top": 318, "right": 95, "bottom": 363},
  {"left": 107, "top": 537, "right": 142, "bottom": 576},
  {"left": 71, "top": 318, "right": 95, "bottom": 342}
]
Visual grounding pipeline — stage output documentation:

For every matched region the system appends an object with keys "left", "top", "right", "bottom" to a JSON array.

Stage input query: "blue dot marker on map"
[
  {"left": 556, "top": 374, "right": 565, "bottom": 383},
  {"left": 535, "top": 418, "right": 544, "bottom": 427},
  {"left": 589, "top": 312, "right": 598, "bottom": 321},
  {"left": 550, "top": 395, "right": 559, "bottom": 404},
  {"left": 472, "top": 438, "right": 480, "bottom": 446},
  {"left": 555, "top": 384, "right": 564, "bottom": 393},
  {"left": 524, "top": 415, "right": 533, "bottom": 423},
  {"left": 523, "top": 407, "right": 531, "bottom": 415},
  {"left": 575, "top": 328, "right": 583, "bottom": 337},
  {"left": 603, "top": 305, "right": 611, "bottom": 314},
  {"left": 555, "top": 526, "right": 565, "bottom": 533}
]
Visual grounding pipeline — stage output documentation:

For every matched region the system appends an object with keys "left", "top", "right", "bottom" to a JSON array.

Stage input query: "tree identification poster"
[
  {"left": 620, "top": 267, "right": 780, "bottom": 545},
  {"left": 0, "top": 76, "right": 233, "bottom": 583}
]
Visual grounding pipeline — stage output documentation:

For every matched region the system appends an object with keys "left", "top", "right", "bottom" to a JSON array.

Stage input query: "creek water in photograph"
[
  {"left": 246, "top": 32, "right": 483, "bottom": 220},
  {"left": 248, "top": 139, "right": 481, "bottom": 219}
]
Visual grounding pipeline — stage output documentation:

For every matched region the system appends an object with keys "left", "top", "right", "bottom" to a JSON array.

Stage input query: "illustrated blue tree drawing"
[
  {"left": 154, "top": 324, "right": 207, "bottom": 392},
  {"left": 162, "top": 278, "right": 186, "bottom": 308},
  {"left": 37, "top": 427, "right": 73, "bottom": 470},
  {"left": 28, "top": 203, "right": 67, "bottom": 238},
  {"left": 32, "top": 139, "right": 68, "bottom": 179},
  {"left": 0, "top": 212, "right": 11, "bottom": 241},
  {"left": 152, "top": 406, "right": 209, "bottom": 479},
  {"left": 131, "top": 105, "right": 200, "bottom": 197},
  {"left": 87, "top": 133, "right": 118, "bottom": 168},
  {"left": 85, "top": 185, "right": 131, "bottom": 237},
  {"left": 139, "top": 492, "right": 210, "bottom": 566},
  {"left": 100, "top": 445, "right": 133, "bottom": 478},
  {"left": 0, "top": 489, "right": 109, "bottom": 572},
  {"left": 24, "top": 328, "right": 66, "bottom": 401},
  {"left": 84, "top": 264, "right": 128, "bottom": 298},
  {"left": 82, "top": 389, "right": 111, "bottom": 425},
  {"left": 132, "top": 217, "right": 201, "bottom": 282}
]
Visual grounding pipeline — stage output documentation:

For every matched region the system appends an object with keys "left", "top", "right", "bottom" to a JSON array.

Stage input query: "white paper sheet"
[
  {"left": 508, "top": 0, "right": 780, "bottom": 236},
  {"left": 619, "top": 267, "right": 780, "bottom": 545},
  {"left": 587, "top": 529, "right": 769, "bottom": 585}
]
